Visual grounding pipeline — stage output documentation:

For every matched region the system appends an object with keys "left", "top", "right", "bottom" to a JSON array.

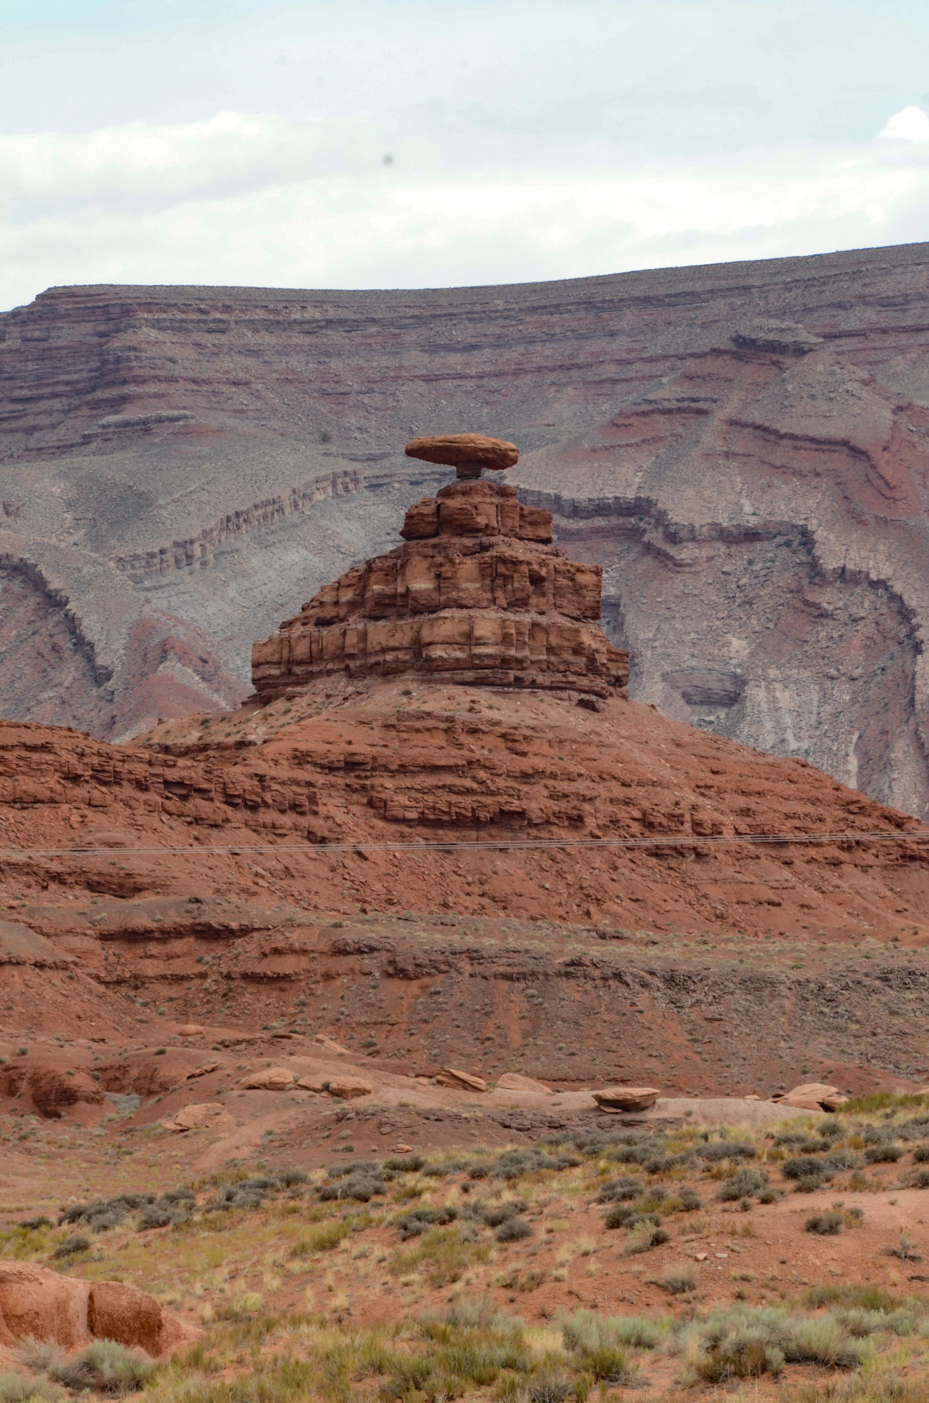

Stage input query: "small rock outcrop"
[
  {"left": 252, "top": 459, "right": 628, "bottom": 701},
  {"left": 0, "top": 1262, "right": 191, "bottom": 1355}
]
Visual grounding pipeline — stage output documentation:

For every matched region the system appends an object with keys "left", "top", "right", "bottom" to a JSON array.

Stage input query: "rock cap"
[{"left": 405, "top": 433, "right": 519, "bottom": 480}]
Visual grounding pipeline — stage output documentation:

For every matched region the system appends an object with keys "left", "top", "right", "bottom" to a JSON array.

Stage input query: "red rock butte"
[{"left": 251, "top": 470, "right": 629, "bottom": 701}]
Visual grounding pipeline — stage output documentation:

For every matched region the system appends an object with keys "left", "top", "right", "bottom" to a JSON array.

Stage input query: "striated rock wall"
[
  {"left": 6, "top": 248, "right": 929, "bottom": 813},
  {"left": 251, "top": 481, "right": 628, "bottom": 699}
]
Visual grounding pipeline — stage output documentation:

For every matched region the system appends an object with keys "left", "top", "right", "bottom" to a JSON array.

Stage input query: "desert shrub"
[
  {"left": 318, "top": 1175, "right": 385, "bottom": 1203},
  {"left": 803, "top": 1284, "right": 908, "bottom": 1313},
  {"left": 325, "top": 1161, "right": 381, "bottom": 1180},
  {"left": 717, "top": 1167, "right": 768, "bottom": 1201},
  {"left": 897, "top": 1113, "right": 929, "bottom": 1136},
  {"left": 603, "top": 1204, "right": 637, "bottom": 1230},
  {"left": 527, "top": 1370, "right": 573, "bottom": 1403},
  {"left": 865, "top": 1144, "right": 903, "bottom": 1163},
  {"left": 421, "top": 1160, "right": 466, "bottom": 1178},
  {"left": 160, "top": 1187, "right": 196, "bottom": 1205},
  {"left": 595, "top": 1176, "right": 643, "bottom": 1204},
  {"left": 52, "top": 1235, "right": 89, "bottom": 1259},
  {"left": 493, "top": 1148, "right": 580, "bottom": 1179},
  {"left": 481, "top": 1201, "right": 527, "bottom": 1228},
  {"left": 806, "top": 1212, "right": 843, "bottom": 1235},
  {"left": 384, "top": 1154, "right": 425, "bottom": 1172},
  {"left": 912, "top": 1145, "right": 929, "bottom": 1162},
  {"left": 757, "top": 1187, "right": 785, "bottom": 1204},
  {"left": 137, "top": 1207, "right": 173, "bottom": 1231},
  {"left": 15, "top": 1342, "right": 65, "bottom": 1376},
  {"left": 863, "top": 1125, "right": 896, "bottom": 1146},
  {"left": 774, "top": 1132, "right": 824, "bottom": 1150},
  {"left": 291, "top": 1219, "right": 351, "bottom": 1255},
  {"left": 658, "top": 1264, "right": 697, "bottom": 1294},
  {"left": 496, "top": 1217, "right": 532, "bottom": 1243},
  {"left": 642, "top": 1151, "right": 694, "bottom": 1174},
  {"left": 50, "top": 1341, "right": 152, "bottom": 1396},
  {"left": 603, "top": 1139, "right": 667, "bottom": 1166},
  {"left": 441, "top": 1296, "right": 505, "bottom": 1330},
  {"left": 603, "top": 1203, "right": 666, "bottom": 1231},
  {"left": 561, "top": 1310, "right": 666, "bottom": 1353},
  {"left": 0, "top": 1373, "right": 64, "bottom": 1403},
  {"left": 623, "top": 1223, "right": 669, "bottom": 1254},
  {"left": 823, "top": 1149, "right": 862, "bottom": 1170},
  {"left": 817, "top": 1120, "right": 846, "bottom": 1142},
  {"left": 275, "top": 1168, "right": 308, "bottom": 1187},
  {"left": 395, "top": 1207, "right": 457, "bottom": 1240},
  {"left": 783, "top": 1155, "right": 833, "bottom": 1181},
  {"left": 885, "top": 1233, "right": 922, "bottom": 1262},
  {"left": 697, "top": 1141, "right": 756, "bottom": 1163},
  {"left": 392, "top": 1225, "right": 491, "bottom": 1287},
  {"left": 689, "top": 1305, "right": 864, "bottom": 1383},
  {"left": 17, "top": 1218, "right": 51, "bottom": 1231},
  {"left": 911, "top": 1169, "right": 929, "bottom": 1188}
]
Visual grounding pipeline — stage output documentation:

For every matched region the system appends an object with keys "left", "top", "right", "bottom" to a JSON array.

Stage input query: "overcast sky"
[{"left": 2, "top": 0, "right": 929, "bottom": 309}]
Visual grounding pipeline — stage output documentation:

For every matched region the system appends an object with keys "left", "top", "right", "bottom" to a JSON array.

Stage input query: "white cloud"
[
  {"left": 0, "top": 111, "right": 382, "bottom": 220},
  {"left": 877, "top": 105, "right": 929, "bottom": 141},
  {"left": 3, "top": 110, "right": 929, "bottom": 310}
]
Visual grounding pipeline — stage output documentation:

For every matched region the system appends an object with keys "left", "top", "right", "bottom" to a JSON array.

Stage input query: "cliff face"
[{"left": 4, "top": 246, "right": 929, "bottom": 813}]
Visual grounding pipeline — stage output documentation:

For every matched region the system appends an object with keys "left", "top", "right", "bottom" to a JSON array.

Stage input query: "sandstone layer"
[
  {"left": 2, "top": 245, "right": 929, "bottom": 821},
  {"left": 252, "top": 480, "right": 627, "bottom": 700}
]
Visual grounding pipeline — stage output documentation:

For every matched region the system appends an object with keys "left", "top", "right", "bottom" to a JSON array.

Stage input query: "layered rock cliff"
[
  {"left": 5, "top": 245, "right": 929, "bottom": 814},
  {"left": 252, "top": 480, "right": 627, "bottom": 699}
]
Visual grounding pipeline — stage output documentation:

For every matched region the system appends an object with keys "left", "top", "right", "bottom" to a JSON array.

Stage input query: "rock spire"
[{"left": 251, "top": 449, "right": 628, "bottom": 701}]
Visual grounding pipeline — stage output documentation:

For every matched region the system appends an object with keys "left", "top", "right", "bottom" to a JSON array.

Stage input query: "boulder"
[
  {"left": 161, "top": 1102, "right": 232, "bottom": 1132},
  {"left": 0, "top": 1262, "right": 192, "bottom": 1356},
  {"left": 773, "top": 1082, "right": 843, "bottom": 1111},
  {"left": 497, "top": 1072, "right": 552, "bottom": 1093},
  {"left": 177, "top": 1024, "right": 205, "bottom": 1036},
  {"left": 239, "top": 1066, "right": 294, "bottom": 1091},
  {"left": 592, "top": 1086, "right": 661, "bottom": 1112},
  {"left": 441, "top": 1067, "right": 487, "bottom": 1093},
  {"left": 326, "top": 1075, "right": 373, "bottom": 1100}
]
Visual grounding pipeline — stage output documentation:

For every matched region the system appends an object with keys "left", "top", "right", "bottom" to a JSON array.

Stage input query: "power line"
[{"left": 0, "top": 829, "right": 925, "bottom": 859}]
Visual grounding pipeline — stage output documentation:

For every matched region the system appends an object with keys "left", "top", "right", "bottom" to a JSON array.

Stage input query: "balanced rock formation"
[
  {"left": 405, "top": 432, "right": 520, "bottom": 479},
  {"left": 252, "top": 469, "right": 628, "bottom": 701}
]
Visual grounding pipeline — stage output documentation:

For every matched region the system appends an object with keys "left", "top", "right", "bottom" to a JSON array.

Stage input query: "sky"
[{"left": 2, "top": 0, "right": 929, "bottom": 308}]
